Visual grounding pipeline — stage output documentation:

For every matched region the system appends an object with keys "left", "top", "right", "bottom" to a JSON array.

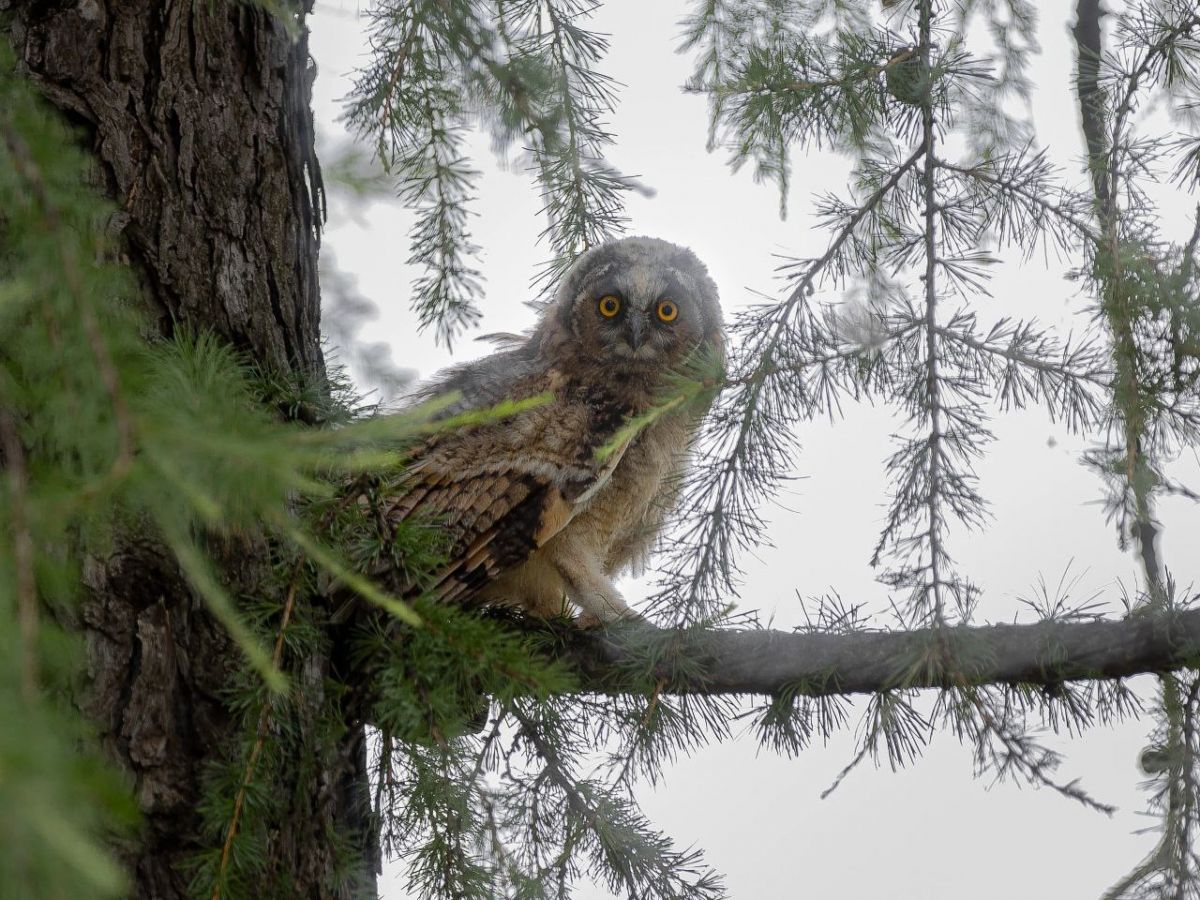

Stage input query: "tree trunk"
[
  {"left": 5, "top": 0, "right": 324, "bottom": 374},
  {"left": 1, "top": 2, "right": 364, "bottom": 897}
]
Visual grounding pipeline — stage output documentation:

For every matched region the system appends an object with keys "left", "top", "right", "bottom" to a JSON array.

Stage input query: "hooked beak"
[{"left": 627, "top": 314, "right": 645, "bottom": 350}]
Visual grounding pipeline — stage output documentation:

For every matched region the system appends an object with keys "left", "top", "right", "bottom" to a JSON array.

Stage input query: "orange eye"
[
  {"left": 656, "top": 299, "right": 679, "bottom": 322},
  {"left": 598, "top": 295, "right": 621, "bottom": 317}
]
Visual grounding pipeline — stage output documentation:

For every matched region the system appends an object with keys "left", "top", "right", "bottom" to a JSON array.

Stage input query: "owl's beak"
[{"left": 626, "top": 315, "right": 646, "bottom": 350}]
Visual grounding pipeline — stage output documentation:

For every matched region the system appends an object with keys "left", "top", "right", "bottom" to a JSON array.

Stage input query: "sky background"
[{"left": 308, "top": 2, "right": 1200, "bottom": 897}]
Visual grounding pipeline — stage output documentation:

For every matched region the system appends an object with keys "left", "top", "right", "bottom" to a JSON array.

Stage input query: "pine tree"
[{"left": 1, "top": 1, "right": 1199, "bottom": 899}]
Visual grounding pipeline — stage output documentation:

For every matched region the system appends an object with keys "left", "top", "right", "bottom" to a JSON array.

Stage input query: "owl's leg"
[{"left": 554, "top": 559, "right": 637, "bottom": 624}]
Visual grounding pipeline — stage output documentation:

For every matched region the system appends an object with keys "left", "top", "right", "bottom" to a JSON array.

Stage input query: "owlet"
[{"left": 382, "top": 236, "right": 724, "bottom": 624}]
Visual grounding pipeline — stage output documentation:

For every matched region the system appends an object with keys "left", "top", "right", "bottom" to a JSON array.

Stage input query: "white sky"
[{"left": 308, "top": 2, "right": 1200, "bottom": 897}]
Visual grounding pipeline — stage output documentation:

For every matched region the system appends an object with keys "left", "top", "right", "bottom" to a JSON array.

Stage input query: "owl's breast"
[{"left": 563, "top": 412, "right": 695, "bottom": 573}]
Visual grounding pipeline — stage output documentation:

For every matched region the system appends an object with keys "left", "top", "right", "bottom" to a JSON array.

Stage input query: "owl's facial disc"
[
  {"left": 594, "top": 293, "right": 674, "bottom": 360},
  {"left": 558, "top": 238, "right": 721, "bottom": 369}
]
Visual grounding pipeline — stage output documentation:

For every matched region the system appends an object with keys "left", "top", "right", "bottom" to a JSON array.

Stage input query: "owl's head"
[{"left": 546, "top": 236, "right": 723, "bottom": 370}]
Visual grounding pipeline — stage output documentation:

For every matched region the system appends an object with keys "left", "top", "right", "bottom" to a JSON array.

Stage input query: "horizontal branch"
[{"left": 548, "top": 608, "right": 1200, "bottom": 696}]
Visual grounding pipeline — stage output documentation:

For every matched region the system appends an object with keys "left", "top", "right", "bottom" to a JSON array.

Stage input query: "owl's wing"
[{"left": 383, "top": 396, "right": 630, "bottom": 605}]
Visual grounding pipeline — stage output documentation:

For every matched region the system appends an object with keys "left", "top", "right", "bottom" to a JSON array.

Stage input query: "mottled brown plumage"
[{"left": 389, "top": 236, "right": 723, "bottom": 623}]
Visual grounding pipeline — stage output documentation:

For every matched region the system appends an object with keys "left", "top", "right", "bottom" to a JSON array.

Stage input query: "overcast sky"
[{"left": 308, "top": 2, "right": 1200, "bottom": 897}]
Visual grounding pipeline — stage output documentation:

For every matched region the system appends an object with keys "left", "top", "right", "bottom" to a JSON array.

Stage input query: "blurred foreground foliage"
[{"left": 0, "top": 34, "right": 531, "bottom": 898}]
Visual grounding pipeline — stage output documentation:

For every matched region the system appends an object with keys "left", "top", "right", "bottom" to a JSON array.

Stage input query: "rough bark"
[
  {"left": 1, "top": 2, "right": 356, "bottom": 897},
  {"left": 557, "top": 607, "right": 1200, "bottom": 697},
  {"left": 5, "top": 0, "right": 324, "bottom": 376}
]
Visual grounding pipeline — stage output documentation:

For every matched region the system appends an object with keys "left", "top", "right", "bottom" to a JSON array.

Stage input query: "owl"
[{"left": 382, "top": 236, "right": 724, "bottom": 624}]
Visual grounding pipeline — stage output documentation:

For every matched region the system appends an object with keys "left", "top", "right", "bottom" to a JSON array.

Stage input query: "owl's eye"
[
  {"left": 598, "top": 295, "right": 621, "bottom": 318},
  {"left": 656, "top": 299, "right": 679, "bottom": 322}
]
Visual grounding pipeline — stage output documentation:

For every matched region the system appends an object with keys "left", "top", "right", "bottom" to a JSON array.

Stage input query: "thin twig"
[
  {"left": 512, "top": 707, "right": 602, "bottom": 832},
  {"left": 918, "top": 0, "right": 945, "bottom": 621},
  {"left": 681, "top": 144, "right": 926, "bottom": 603},
  {"left": 212, "top": 574, "right": 302, "bottom": 900},
  {"left": 544, "top": 0, "right": 591, "bottom": 252},
  {"left": 933, "top": 323, "right": 1111, "bottom": 387},
  {"left": 937, "top": 159, "right": 1101, "bottom": 244},
  {"left": 707, "top": 46, "right": 922, "bottom": 99},
  {"left": 640, "top": 678, "right": 667, "bottom": 729},
  {"left": 1106, "top": 11, "right": 1200, "bottom": 209}
]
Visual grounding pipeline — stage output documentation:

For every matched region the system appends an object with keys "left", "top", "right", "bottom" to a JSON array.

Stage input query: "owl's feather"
[{"left": 387, "top": 366, "right": 636, "bottom": 605}]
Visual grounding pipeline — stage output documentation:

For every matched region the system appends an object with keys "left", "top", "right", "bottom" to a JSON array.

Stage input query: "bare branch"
[{"left": 547, "top": 608, "right": 1200, "bottom": 698}]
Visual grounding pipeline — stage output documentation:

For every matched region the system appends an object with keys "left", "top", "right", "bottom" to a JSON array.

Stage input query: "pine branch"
[
  {"left": 1072, "top": 6, "right": 1200, "bottom": 887},
  {"left": 653, "top": 145, "right": 926, "bottom": 621},
  {"left": 545, "top": 607, "right": 1200, "bottom": 698},
  {"left": 1106, "top": 6, "right": 1200, "bottom": 210},
  {"left": 0, "top": 410, "right": 37, "bottom": 701},
  {"left": 918, "top": 0, "right": 945, "bottom": 623},
  {"left": 937, "top": 156, "right": 1100, "bottom": 249},
  {"left": 212, "top": 575, "right": 301, "bottom": 900},
  {"left": 1073, "top": 0, "right": 1111, "bottom": 212}
]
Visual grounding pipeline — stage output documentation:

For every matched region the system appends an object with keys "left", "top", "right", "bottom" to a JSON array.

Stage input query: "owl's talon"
[{"left": 574, "top": 610, "right": 644, "bottom": 629}]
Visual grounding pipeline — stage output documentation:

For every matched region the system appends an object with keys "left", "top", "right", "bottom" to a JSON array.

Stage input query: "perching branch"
[{"left": 547, "top": 607, "right": 1200, "bottom": 697}]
